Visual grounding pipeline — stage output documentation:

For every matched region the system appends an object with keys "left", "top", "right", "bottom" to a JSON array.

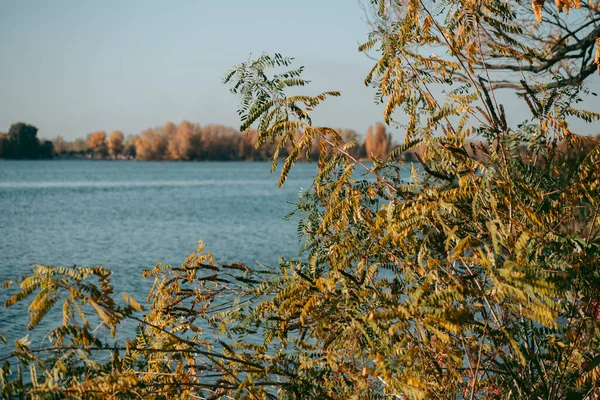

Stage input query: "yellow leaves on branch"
[
  {"left": 532, "top": 0, "right": 582, "bottom": 23},
  {"left": 555, "top": 0, "right": 581, "bottom": 13},
  {"left": 532, "top": 0, "right": 544, "bottom": 22},
  {"left": 422, "top": 15, "right": 433, "bottom": 35},
  {"left": 596, "top": 38, "right": 600, "bottom": 74}
]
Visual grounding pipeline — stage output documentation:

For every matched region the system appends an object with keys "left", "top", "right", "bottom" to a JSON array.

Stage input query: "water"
[{"left": 0, "top": 160, "right": 317, "bottom": 346}]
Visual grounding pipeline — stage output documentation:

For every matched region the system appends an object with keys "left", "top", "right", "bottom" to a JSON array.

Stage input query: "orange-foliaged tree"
[
  {"left": 134, "top": 127, "right": 168, "bottom": 161},
  {"left": 86, "top": 131, "right": 106, "bottom": 157},
  {"left": 364, "top": 122, "right": 391, "bottom": 159},
  {"left": 167, "top": 121, "right": 194, "bottom": 161},
  {"left": 107, "top": 130, "right": 124, "bottom": 158}
]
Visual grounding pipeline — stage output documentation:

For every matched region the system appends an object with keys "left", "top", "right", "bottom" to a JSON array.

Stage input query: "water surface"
[{"left": 0, "top": 160, "right": 316, "bottom": 344}]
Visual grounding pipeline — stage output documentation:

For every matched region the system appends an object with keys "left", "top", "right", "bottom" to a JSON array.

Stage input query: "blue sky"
[
  {"left": 0, "top": 1, "right": 597, "bottom": 140},
  {"left": 0, "top": 0, "right": 382, "bottom": 140}
]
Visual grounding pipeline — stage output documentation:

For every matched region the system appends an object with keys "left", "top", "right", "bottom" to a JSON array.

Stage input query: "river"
[{"left": 0, "top": 160, "right": 317, "bottom": 345}]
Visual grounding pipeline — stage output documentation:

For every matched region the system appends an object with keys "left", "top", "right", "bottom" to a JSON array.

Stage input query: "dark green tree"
[
  {"left": 0, "top": 123, "right": 52, "bottom": 159},
  {"left": 8, "top": 123, "right": 40, "bottom": 158}
]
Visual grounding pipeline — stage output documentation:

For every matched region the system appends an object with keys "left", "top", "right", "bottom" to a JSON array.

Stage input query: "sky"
[
  {"left": 0, "top": 0, "right": 383, "bottom": 140},
  {"left": 0, "top": 1, "right": 598, "bottom": 141}
]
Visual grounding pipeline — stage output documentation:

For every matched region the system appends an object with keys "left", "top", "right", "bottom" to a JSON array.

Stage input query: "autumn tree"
[
  {"left": 361, "top": 0, "right": 600, "bottom": 91},
  {"left": 86, "top": 131, "right": 106, "bottom": 158},
  {"left": 167, "top": 121, "right": 194, "bottom": 160},
  {"left": 107, "top": 130, "right": 124, "bottom": 158},
  {"left": 134, "top": 127, "right": 168, "bottom": 161},
  {"left": 364, "top": 122, "right": 391, "bottom": 159},
  {"left": 163, "top": 121, "right": 177, "bottom": 138},
  {"left": 198, "top": 124, "right": 235, "bottom": 159},
  {"left": 238, "top": 128, "right": 273, "bottom": 160}
]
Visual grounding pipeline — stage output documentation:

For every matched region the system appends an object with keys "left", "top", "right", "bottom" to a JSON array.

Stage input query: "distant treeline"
[
  {"left": 2, "top": 121, "right": 397, "bottom": 161},
  {"left": 56, "top": 121, "right": 397, "bottom": 161},
  {"left": 2, "top": 121, "right": 599, "bottom": 163}
]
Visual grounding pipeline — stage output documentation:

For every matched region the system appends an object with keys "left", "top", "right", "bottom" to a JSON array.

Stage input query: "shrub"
[{"left": 2, "top": 0, "right": 600, "bottom": 398}]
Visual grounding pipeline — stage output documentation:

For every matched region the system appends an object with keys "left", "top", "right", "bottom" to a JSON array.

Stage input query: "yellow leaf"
[
  {"left": 532, "top": 0, "right": 545, "bottom": 22},
  {"left": 595, "top": 38, "right": 600, "bottom": 74},
  {"left": 121, "top": 292, "right": 145, "bottom": 312}
]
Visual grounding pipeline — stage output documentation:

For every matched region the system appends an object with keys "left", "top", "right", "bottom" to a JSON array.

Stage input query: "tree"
[
  {"left": 107, "top": 130, "right": 124, "bottom": 158},
  {"left": 167, "top": 121, "right": 194, "bottom": 160},
  {"left": 123, "top": 134, "right": 138, "bottom": 159},
  {"left": 0, "top": 133, "right": 9, "bottom": 158},
  {"left": 2, "top": 123, "right": 44, "bottom": 158},
  {"left": 87, "top": 131, "right": 107, "bottom": 158},
  {"left": 2, "top": 1, "right": 600, "bottom": 399},
  {"left": 364, "top": 122, "right": 391, "bottom": 159},
  {"left": 38, "top": 140, "right": 54, "bottom": 158},
  {"left": 52, "top": 136, "right": 67, "bottom": 154},
  {"left": 199, "top": 124, "right": 241, "bottom": 160},
  {"left": 339, "top": 128, "right": 365, "bottom": 159},
  {"left": 71, "top": 138, "right": 89, "bottom": 154},
  {"left": 0, "top": 123, "right": 53, "bottom": 159},
  {"left": 134, "top": 127, "right": 168, "bottom": 160},
  {"left": 361, "top": 0, "right": 600, "bottom": 91}
]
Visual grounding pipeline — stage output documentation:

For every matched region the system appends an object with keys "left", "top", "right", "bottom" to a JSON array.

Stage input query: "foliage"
[
  {"left": 361, "top": 0, "right": 600, "bottom": 91},
  {"left": 0, "top": 123, "right": 53, "bottom": 159},
  {"left": 87, "top": 131, "right": 107, "bottom": 157},
  {"left": 2, "top": 0, "right": 600, "bottom": 399},
  {"left": 365, "top": 122, "right": 392, "bottom": 159},
  {"left": 107, "top": 131, "right": 125, "bottom": 159},
  {"left": 46, "top": 121, "right": 385, "bottom": 162}
]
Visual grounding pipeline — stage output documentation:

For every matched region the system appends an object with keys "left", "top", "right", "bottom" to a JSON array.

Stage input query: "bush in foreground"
[{"left": 2, "top": 0, "right": 600, "bottom": 398}]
